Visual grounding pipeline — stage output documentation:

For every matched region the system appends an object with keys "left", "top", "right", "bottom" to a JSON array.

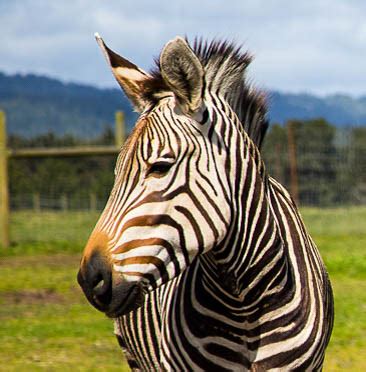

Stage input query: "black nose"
[{"left": 77, "top": 252, "right": 112, "bottom": 311}]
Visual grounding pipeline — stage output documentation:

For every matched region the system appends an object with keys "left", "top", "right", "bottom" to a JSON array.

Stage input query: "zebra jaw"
[{"left": 105, "top": 280, "right": 146, "bottom": 318}]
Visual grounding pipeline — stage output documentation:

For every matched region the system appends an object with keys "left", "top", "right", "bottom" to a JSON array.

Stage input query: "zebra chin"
[{"left": 105, "top": 281, "right": 145, "bottom": 318}]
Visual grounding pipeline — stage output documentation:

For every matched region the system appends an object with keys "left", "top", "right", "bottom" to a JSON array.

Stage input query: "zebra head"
[{"left": 78, "top": 35, "right": 267, "bottom": 318}]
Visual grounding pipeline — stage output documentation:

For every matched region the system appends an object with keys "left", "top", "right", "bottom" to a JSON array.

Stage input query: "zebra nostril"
[
  {"left": 78, "top": 252, "right": 112, "bottom": 309},
  {"left": 93, "top": 282, "right": 112, "bottom": 308},
  {"left": 94, "top": 278, "right": 104, "bottom": 292},
  {"left": 93, "top": 274, "right": 111, "bottom": 297},
  {"left": 91, "top": 270, "right": 112, "bottom": 308}
]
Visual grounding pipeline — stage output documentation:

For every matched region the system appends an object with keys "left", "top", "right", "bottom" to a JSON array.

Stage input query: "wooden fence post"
[
  {"left": 61, "top": 194, "right": 68, "bottom": 211},
  {"left": 287, "top": 120, "right": 299, "bottom": 205},
  {"left": 89, "top": 192, "right": 97, "bottom": 211},
  {"left": 0, "top": 111, "right": 10, "bottom": 248},
  {"left": 115, "top": 111, "right": 125, "bottom": 148},
  {"left": 33, "top": 193, "right": 41, "bottom": 212},
  {"left": 274, "top": 143, "right": 282, "bottom": 184}
]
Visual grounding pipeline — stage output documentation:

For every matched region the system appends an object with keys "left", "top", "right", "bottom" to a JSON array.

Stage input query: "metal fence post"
[
  {"left": 0, "top": 111, "right": 9, "bottom": 248},
  {"left": 115, "top": 111, "right": 125, "bottom": 148}
]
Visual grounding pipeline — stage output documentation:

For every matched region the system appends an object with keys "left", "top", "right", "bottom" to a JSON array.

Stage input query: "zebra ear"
[
  {"left": 95, "top": 33, "right": 151, "bottom": 112},
  {"left": 160, "top": 37, "right": 204, "bottom": 114}
]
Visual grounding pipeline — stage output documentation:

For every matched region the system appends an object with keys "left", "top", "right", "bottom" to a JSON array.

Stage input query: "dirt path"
[{"left": 0, "top": 253, "right": 80, "bottom": 268}]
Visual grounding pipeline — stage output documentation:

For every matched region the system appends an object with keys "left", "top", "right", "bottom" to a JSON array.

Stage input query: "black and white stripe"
[{"left": 78, "top": 36, "right": 334, "bottom": 371}]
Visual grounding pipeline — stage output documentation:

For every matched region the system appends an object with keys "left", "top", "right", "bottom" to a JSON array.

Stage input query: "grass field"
[{"left": 0, "top": 207, "right": 365, "bottom": 371}]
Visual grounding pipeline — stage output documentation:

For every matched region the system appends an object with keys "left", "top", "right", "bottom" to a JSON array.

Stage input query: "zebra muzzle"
[{"left": 77, "top": 252, "right": 144, "bottom": 317}]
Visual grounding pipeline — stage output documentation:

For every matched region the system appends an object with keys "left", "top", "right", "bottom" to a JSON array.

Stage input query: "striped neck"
[{"left": 203, "top": 125, "right": 293, "bottom": 309}]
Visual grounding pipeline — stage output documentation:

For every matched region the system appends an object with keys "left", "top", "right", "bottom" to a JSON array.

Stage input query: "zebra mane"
[{"left": 145, "top": 38, "right": 269, "bottom": 149}]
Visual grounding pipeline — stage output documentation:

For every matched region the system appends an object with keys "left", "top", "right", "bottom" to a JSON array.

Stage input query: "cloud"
[{"left": 1, "top": 0, "right": 366, "bottom": 95}]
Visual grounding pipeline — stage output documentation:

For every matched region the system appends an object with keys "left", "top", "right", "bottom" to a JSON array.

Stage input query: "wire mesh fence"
[
  {"left": 262, "top": 122, "right": 366, "bottom": 206},
  {"left": 3, "top": 121, "right": 366, "bottom": 247}
]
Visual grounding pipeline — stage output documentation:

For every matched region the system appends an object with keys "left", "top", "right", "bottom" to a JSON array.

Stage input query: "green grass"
[
  {"left": 301, "top": 207, "right": 366, "bottom": 279},
  {"left": 302, "top": 207, "right": 366, "bottom": 371},
  {"left": 0, "top": 207, "right": 365, "bottom": 370},
  {"left": 0, "top": 253, "right": 129, "bottom": 371},
  {"left": 1, "top": 211, "right": 129, "bottom": 371},
  {"left": 8, "top": 211, "right": 100, "bottom": 253}
]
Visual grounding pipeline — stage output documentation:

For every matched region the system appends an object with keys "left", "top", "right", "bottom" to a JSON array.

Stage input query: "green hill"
[
  {"left": 1, "top": 71, "right": 365, "bottom": 137},
  {"left": 0, "top": 72, "right": 137, "bottom": 137}
]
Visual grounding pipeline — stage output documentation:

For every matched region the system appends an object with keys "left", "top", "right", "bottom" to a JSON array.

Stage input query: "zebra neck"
[
  {"left": 204, "top": 219, "right": 292, "bottom": 308},
  {"left": 207, "top": 141, "right": 294, "bottom": 308}
]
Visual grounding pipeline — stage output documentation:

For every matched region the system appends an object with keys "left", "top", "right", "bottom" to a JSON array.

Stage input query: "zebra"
[{"left": 77, "top": 34, "right": 334, "bottom": 371}]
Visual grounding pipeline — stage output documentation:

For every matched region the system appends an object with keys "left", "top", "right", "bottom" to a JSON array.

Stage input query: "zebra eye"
[{"left": 147, "top": 161, "right": 173, "bottom": 177}]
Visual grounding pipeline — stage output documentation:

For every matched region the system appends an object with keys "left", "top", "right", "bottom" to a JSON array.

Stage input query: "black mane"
[{"left": 144, "top": 38, "right": 268, "bottom": 149}]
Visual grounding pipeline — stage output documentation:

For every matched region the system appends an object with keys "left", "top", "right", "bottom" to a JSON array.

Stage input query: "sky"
[{"left": 1, "top": 0, "right": 366, "bottom": 96}]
